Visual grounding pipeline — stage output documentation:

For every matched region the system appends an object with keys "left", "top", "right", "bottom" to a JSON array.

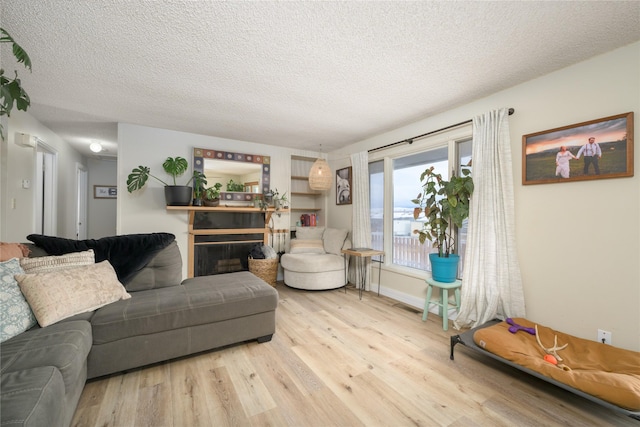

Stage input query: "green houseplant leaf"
[
  {"left": 0, "top": 29, "right": 32, "bottom": 71},
  {"left": 192, "top": 171, "right": 208, "bottom": 199},
  {"left": 204, "top": 182, "right": 222, "bottom": 200},
  {"left": 0, "top": 28, "right": 32, "bottom": 140},
  {"left": 127, "top": 156, "right": 197, "bottom": 193},
  {"left": 162, "top": 157, "right": 188, "bottom": 185}
]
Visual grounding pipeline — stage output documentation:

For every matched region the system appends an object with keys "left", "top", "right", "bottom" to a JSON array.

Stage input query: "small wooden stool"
[{"left": 422, "top": 277, "right": 462, "bottom": 331}]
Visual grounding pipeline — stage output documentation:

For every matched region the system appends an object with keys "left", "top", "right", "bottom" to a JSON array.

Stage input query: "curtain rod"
[{"left": 368, "top": 108, "right": 515, "bottom": 153}]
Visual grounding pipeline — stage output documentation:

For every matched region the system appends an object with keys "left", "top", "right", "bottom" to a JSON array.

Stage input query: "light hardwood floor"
[{"left": 72, "top": 284, "right": 636, "bottom": 427}]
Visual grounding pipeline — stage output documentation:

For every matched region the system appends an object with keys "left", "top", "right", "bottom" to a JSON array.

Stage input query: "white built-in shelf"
[{"left": 290, "top": 208, "right": 321, "bottom": 212}]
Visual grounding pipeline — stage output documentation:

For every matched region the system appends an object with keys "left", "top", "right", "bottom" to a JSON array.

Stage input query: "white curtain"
[
  {"left": 350, "top": 151, "right": 372, "bottom": 290},
  {"left": 454, "top": 108, "right": 526, "bottom": 329}
]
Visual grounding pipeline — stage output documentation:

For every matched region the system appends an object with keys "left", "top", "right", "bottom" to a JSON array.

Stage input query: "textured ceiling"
[{"left": 2, "top": 1, "right": 639, "bottom": 158}]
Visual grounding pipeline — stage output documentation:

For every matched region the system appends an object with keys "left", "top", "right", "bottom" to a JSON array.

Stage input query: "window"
[
  {"left": 392, "top": 147, "right": 448, "bottom": 270},
  {"left": 370, "top": 134, "right": 472, "bottom": 275}
]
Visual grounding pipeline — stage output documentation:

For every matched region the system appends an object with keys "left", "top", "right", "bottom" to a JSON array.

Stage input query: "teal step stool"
[{"left": 422, "top": 277, "right": 462, "bottom": 331}]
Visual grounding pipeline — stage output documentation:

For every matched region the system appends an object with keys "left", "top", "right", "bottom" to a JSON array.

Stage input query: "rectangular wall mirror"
[{"left": 193, "top": 148, "right": 270, "bottom": 203}]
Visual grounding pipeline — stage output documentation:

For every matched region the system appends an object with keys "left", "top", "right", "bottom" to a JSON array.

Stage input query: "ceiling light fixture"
[
  {"left": 89, "top": 142, "right": 103, "bottom": 153},
  {"left": 308, "top": 145, "right": 332, "bottom": 191}
]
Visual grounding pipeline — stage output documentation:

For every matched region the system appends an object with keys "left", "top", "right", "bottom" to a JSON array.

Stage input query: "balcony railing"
[
  {"left": 372, "top": 232, "right": 467, "bottom": 274},
  {"left": 372, "top": 233, "right": 433, "bottom": 270}
]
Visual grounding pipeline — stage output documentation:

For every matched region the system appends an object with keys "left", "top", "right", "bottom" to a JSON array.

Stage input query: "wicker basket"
[{"left": 248, "top": 257, "right": 278, "bottom": 287}]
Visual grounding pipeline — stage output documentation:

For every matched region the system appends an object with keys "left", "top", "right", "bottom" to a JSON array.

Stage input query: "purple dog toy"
[{"left": 506, "top": 318, "right": 536, "bottom": 335}]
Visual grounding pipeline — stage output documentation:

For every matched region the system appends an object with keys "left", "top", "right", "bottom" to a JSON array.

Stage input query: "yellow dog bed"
[{"left": 470, "top": 318, "right": 640, "bottom": 411}]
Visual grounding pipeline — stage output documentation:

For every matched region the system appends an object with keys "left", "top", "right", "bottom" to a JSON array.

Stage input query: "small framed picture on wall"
[
  {"left": 336, "top": 167, "right": 352, "bottom": 205},
  {"left": 94, "top": 185, "right": 117, "bottom": 199}
]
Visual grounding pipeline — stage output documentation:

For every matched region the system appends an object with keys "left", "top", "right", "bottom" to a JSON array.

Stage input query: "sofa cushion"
[
  {"left": 124, "top": 241, "right": 182, "bottom": 292},
  {"left": 0, "top": 259, "right": 37, "bottom": 342},
  {"left": 280, "top": 253, "right": 345, "bottom": 273},
  {"left": 289, "top": 239, "right": 325, "bottom": 254},
  {"left": 295, "top": 227, "right": 325, "bottom": 240},
  {"left": 26, "top": 232, "right": 175, "bottom": 285},
  {"left": 0, "top": 320, "right": 91, "bottom": 393},
  {"left": 20, "top": 249, "right": 95, "bottom": 274},
  {"left": 0, "top": 242, "right": 30, "bottom": 261},
  {"left": 15, "top": 261, "right": 131, "bottom": 327},
  {"left": 90, "top": 271, "right": 278, "bottom": 345},
  {"left": 323, "top": 228, "right": 349, "bottom": 256},
  {"left": 0, "top": 366, "right": 65, "bottom": 427}
]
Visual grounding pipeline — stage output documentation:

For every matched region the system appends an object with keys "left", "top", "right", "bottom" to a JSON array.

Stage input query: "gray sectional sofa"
[{"left": 1, "top": 236, "right": 278, "bottom": 427}]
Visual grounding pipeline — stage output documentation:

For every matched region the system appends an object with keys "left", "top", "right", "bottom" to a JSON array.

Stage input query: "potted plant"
[
  {"left": 272, "top": 189, "right": 288, "bottom": 210},
  {"left": 203, "top": 182, "right": 222, "bottom": 207},
  {"left": 263, "top": 189, "right": 274, "bottom": 205},
  {"left": 412, "top": 166, "right": 474, "bottom": 282},
  {"left": 192, "top": 171, "right": 208, "bottom": 206},
  {"left": 127, "top": 156, "right": 205, "bottom": 206}
]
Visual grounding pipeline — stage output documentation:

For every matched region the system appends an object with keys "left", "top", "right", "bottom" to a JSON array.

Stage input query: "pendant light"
[{"left": 308, "top": 145, "right": 332, "bottom": 191}]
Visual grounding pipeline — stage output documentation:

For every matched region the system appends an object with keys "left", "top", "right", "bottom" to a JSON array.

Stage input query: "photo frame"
[
  {"left": 336, "top": 166, "right": 352, "bottom": 205},
  {"left": 94, "top": 185, "right": 117, "bottom": 199},
  {"left": 522, "top": 112, "right": 633, "bottom": 185}
]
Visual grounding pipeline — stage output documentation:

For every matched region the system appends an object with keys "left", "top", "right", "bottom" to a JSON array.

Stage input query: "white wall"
[
  {"left": 87, "top": 157, "right": 117, "bottom": 238},
  {"left": 329, "top": 42, "right": 640, "bottom": 351},
  {"left": 117, "top": 124, "right": 293, "bottom": 279},
  {"left": 1, "top": 111, "right": 86, "bottom": 241}
]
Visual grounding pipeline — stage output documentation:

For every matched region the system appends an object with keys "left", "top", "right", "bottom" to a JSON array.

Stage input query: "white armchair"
[{"left": 280, "top": 227, "right": 350, "bottom": 290}]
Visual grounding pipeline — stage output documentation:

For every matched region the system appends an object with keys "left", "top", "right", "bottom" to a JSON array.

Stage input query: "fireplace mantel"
[{"left": 167, "top": 206, "right": 290, "bottom": 277}]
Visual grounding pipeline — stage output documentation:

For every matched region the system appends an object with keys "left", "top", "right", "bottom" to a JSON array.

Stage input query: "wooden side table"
[
  {"left": 341, "top": 248, "right": 384, "bottom": 300},
  {"left": 422, "top": 277, "right": 462, "bottom": 331}
]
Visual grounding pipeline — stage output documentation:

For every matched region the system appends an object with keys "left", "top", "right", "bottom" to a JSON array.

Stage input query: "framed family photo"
[
  {"left": 336, "top": 166, "right": 352, "bottom": 205},
  {"left": 522, "top": 112, "right": 634, "bottom": 185}
]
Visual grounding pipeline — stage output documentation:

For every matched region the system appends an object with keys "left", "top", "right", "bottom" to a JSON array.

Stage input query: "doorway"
[
  {"left": 35, "top": 143, "right": 57, "bottom": 235},
  {"left": 76, "top": 163, "right": 88, "bottom": 239}
]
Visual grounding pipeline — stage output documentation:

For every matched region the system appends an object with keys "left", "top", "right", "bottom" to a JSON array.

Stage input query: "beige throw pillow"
[
  {"left": 20, "top": 250, "right": 95, "bottom": 274},
  {"left": 295, "top": 227, "right": 325, "bottom": 240},
  {"left": 15, "top": 260, "right": 131, "bottom": 327},
  {"left": 323, "top": 229, "right": 349, "bottom": 256}
]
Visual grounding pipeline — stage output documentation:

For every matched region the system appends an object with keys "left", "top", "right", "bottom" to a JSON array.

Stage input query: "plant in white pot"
[
  {"left": 127, "top": 157, "right": 205, "bottom": 206},
  {"left": 272, "top": 189, "right": 288, "bottom": 210},
  {"left": 412, "top": 165, "right": 474, "bottom": 282}
]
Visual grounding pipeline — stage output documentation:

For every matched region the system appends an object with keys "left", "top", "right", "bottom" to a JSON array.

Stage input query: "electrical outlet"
[{"left": 597, "top": 329, "right": 612, "bottom": 345}]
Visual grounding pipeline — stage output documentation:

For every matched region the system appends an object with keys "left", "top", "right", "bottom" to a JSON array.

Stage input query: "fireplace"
[
  {"left": 192, "top": 211, "right": 265, "bottom": 277},
  {"left": 167, "top": 205, "right": 289, "bottom": 278},
  {"left": 194, "top": 236, "right": 264, "bottom": 276}
]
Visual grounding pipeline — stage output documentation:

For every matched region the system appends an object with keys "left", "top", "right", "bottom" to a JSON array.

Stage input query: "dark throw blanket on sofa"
[{"left": 27, "top": 233, "right": 176, "bottom": 284}]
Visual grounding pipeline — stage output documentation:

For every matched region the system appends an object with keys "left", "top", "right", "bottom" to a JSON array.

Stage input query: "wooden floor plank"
[{"left": 72, "top": 283, "right": 638, "bottom": 426}]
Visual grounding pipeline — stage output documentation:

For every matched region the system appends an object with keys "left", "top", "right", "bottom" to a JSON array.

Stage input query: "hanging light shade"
[{"left": 308, "top": 157, "right": 332, "bottom": 191}]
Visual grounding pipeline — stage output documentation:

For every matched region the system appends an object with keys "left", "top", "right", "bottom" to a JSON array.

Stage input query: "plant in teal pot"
[{"left": 412, "top": 166, "right": 473, "bottom": 282}]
